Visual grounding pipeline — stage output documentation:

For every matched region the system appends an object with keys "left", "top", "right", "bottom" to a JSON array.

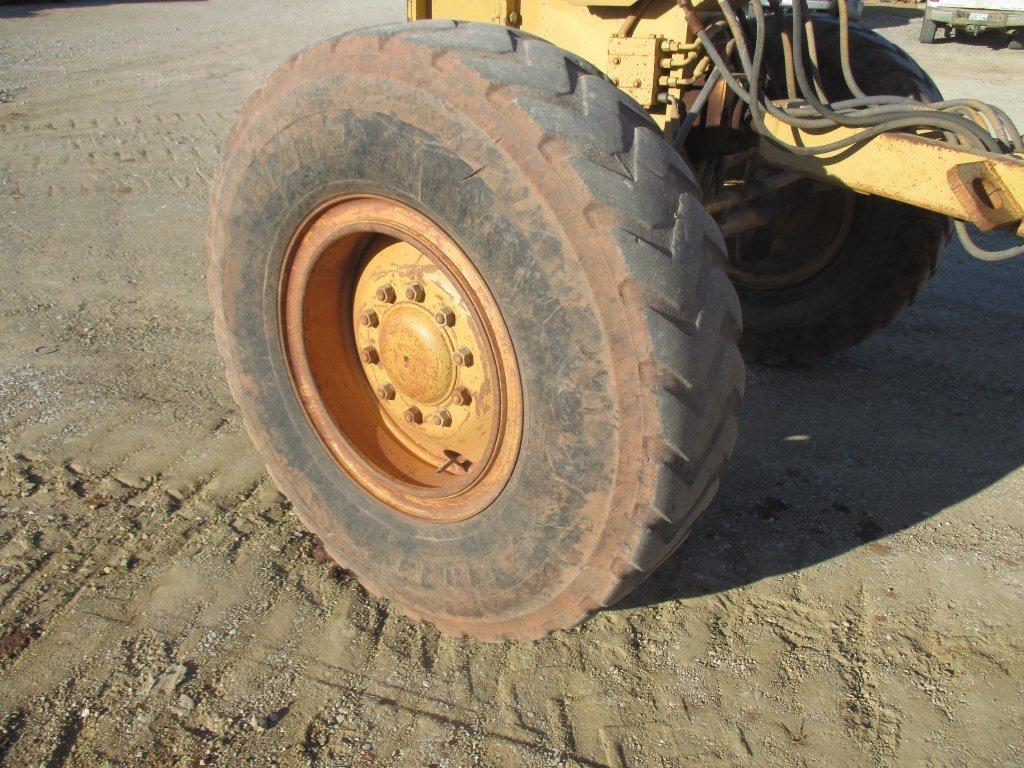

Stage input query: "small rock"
[
  {"left": 173, "top": 693, "right": 196, "bottom": 714},
  {"left": 154, "top": 662, "right": 188, "bottom": 696}
]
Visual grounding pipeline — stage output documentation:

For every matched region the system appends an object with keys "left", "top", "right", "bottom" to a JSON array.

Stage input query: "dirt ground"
[{"left": 1, "top": 1, "right": 1022, "bottom": 766}]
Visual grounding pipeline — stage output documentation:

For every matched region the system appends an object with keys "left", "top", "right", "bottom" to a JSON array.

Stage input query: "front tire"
[{"left": 207, "top": 22, "right": 744, "bottom": 640}]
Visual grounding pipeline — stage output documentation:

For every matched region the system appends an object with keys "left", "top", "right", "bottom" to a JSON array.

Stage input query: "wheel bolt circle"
[
  {"left": 431, "top": 409, "right": 452, "bottom": 428},
  {"left": 375, "top": 284, "right": 396, "bottom": 303},
  {"left": 403, "top": 407, "right": 423, "bottom": 425},
  {"left": 451, "top": 387, "right": 472, "bottom": 406},
  {"left": 359, "top": 309, "right": 379, "bottom": 328},
  {"left": 405, "top": 283, "right": 425, "bottom": 302},
  {"left": 376, "top": 382, "right": 396, "bottom": 401},
  {"left": 455, "top": 347, "right": 474, "bottom": 367},
  {"left": 360, "top": 346, "right": 379, "bottom": 365},
  {"left": 434, "top": 307, "right": 455, "bottom": 327}
]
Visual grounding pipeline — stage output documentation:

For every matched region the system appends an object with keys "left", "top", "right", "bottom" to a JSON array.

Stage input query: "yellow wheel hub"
[{"left": 352, "top": 238, "right": 495, "bottom": 474}]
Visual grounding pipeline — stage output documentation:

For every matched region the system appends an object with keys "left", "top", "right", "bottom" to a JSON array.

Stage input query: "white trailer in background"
[{"left": 921, "top": 0, "right": 1024, "bottom": 46}]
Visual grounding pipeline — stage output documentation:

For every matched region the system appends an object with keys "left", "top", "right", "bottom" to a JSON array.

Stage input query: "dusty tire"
[
  {"left": 207, "top": 22, "right": 744, "bottom": 640},
  {"left": 737, "top": 20, "right": 951, "bottom": 364},
  {"left": 919, "top": 18, "right": 938, "bottom": 43}
]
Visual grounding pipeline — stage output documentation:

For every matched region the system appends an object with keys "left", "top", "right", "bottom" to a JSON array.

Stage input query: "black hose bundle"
[{"left": 676, "top": 0, "right": 1024, "bottom": 259}]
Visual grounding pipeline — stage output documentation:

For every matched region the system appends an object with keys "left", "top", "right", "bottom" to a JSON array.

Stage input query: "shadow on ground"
[
  {"left": 622, "top": 227, "right": 1024, "bottom": 609},
  {"left": 0, "top": 0, "right": 203, "bottom": 21}
]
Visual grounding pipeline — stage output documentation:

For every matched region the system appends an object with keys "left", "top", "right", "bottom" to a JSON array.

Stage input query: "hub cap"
[
  {"left": 352, "top": 238, "right": 496, "bottom": 474},
  {"left": 280, "top": 196, "right": 522, "bottom": 523}
]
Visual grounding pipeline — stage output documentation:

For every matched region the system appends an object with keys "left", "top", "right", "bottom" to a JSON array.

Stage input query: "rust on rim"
[
  {"left": 280, "top": 195, "right": 522, "bottom": 523},
  {"left": 724, "top": 181, "right": 856, "bottom": 290}
]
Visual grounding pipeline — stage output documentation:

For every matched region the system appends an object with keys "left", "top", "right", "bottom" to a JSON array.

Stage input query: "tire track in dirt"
[
  {"left": 2, "top": 110, "right": 231, "bottom": 199},
  {"left": 1, "top": 410, "right": 628, "bottom": 765}
]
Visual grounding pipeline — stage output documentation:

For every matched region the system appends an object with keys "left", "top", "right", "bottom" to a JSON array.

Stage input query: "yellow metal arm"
[{"left": 759, "top": 110, "right": 1024, "bottom": 237}]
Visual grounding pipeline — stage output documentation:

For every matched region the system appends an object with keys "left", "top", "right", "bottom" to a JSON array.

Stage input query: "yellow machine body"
[{"left": 407, "top": 0, "right": 1024, "bottom": 236}]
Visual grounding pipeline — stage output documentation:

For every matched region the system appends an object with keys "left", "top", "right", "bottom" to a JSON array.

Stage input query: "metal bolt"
[
  {"left": 431, "top": 409, "right": 452, "bottom": 428},
  {"left": 611, "top": 56, "right": 621, "bottom": 65},
  {"left": 434, "top": 307, "right": 455, "bottom": 327},
  {"left": 376, "top": 383, "right": 396, "bottom": 401},
  {"left": 359, "top": 309, "right": 379, "bottom": 328},
  {"left": 451, "top": 387, "right": 472, "bottom": 406},
  {"left": 375, "top": 284, "right": 396, "bottom": 303},
  {"left": 632, "top": 79, "right": 643, "bottom": 88},
  {"left": 612, "top": 77, "right": 620, "bottom": 86},
  {"left": 360, "top": 346, "right": 379, "bottom": 365},
  {"left": 403, "top": 407, "right": 423, "bottom": 425},
  {"left": 405, "top": 283, "right": 425, "bottom": 302},
  {"left": 455, "top": 347, "right": 474, "bottom": 367}
]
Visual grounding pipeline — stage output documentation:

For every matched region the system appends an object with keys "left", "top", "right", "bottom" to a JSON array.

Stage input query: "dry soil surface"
[{"left": 1, "top": 2, "right": 1022, "bottom": 767}]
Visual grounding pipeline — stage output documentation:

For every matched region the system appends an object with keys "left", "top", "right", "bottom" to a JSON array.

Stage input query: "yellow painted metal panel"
[
  {"left": 431, "top": 0, "right": 519, "bottom": 24},
  {"left": 407, "top": 0, "right": 430, "bottom": 20},
  {"left": 760, "top": 111, "right": 1024, "bottom": 234}
]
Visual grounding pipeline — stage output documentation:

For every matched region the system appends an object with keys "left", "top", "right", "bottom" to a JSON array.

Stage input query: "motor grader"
[{"left": 207, "top": 0, "right": 1024, "bottom": 640}]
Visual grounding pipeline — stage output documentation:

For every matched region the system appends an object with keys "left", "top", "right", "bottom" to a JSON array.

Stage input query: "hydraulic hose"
[{"left": 673, "top": 0, "right": 1024, "bottom": 259}]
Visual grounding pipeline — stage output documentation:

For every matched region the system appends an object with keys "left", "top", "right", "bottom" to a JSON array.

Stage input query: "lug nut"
[
  {"left": 359, "top": 309, "right": 379, "bottom": 328},
  {"left": 454, "top": 347, "right": 474, "bottom": 367},
  {"left": 375, "top": 284, "right": 396, "bottom": 303},
  {"left": 434, "top": 307, "right": 455, "bottom": 327},
  {"left": 376, "top": 383, "right": 396, "bottom": 401},
  {"left": 431, "top": 409, "right": 452, "bottom": 428},
  {"left": 403, "top": 407, "right": 423, "bottom": 425},
  {"left": 360, "top": 346, "right": 379, "bottom": 365},
  {"left": 405, "top": 283, "right": 425, "bottom": 302},
  {"left": 451, "top": 387, "right": 472, "bottom": 406}
]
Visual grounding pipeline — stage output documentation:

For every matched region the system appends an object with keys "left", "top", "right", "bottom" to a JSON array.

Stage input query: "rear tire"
[
  {"left": 737, "top": 19, "right": 951, "bottom": 364},
  {"left": 1009, "top": 30, "right": 1024, "bottom": 49},
  {"left": 920, "top": 17, "right": 938, "bottom": 43},
  {"left": 207, "top": 22, "right": 744, "bottom": 640}
]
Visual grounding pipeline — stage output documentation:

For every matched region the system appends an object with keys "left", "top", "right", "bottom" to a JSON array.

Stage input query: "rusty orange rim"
[
  {"left": 280, "top": 196, "right": 522, "bottom": 523},
  {"left": 726, "top": 182, "right": 856, "bottom": 290}
]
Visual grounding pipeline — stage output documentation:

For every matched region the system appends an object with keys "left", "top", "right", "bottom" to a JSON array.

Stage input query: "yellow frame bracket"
[
  {"left": 410, "top": 0, "right": 521, "bottom": 25},
  {"left": 759, "top": 109, "right": 1024, "bottom": 237}
]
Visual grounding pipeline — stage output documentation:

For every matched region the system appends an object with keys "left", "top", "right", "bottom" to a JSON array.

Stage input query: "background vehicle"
[
  {"left": 921, "top": 0, "right": 1024, "bottom": 45},
  {"left": 772, "top": 0, "right": 864, "bottom": 20},
  {"left": 207, "top": 0, "right": 1024, "bottom": 640}
]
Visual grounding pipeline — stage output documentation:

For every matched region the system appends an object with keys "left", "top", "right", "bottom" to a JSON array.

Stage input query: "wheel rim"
[
  {"left": 724, "top": 179, "right": 856, "bottom": 290},
  {"left": 280, "top": 195, "right": 522, "bottom": 523}
]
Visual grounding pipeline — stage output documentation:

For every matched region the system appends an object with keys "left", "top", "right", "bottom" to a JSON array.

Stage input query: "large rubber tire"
[
  {"left": 919, "top": 18, "right": 938, "bottom": 44},
  {"left": 740, "top": 19, "right": 952, "bottom": 364},
  {"left": 207, "top": 22, "right": 744, "bottom": 640}
]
